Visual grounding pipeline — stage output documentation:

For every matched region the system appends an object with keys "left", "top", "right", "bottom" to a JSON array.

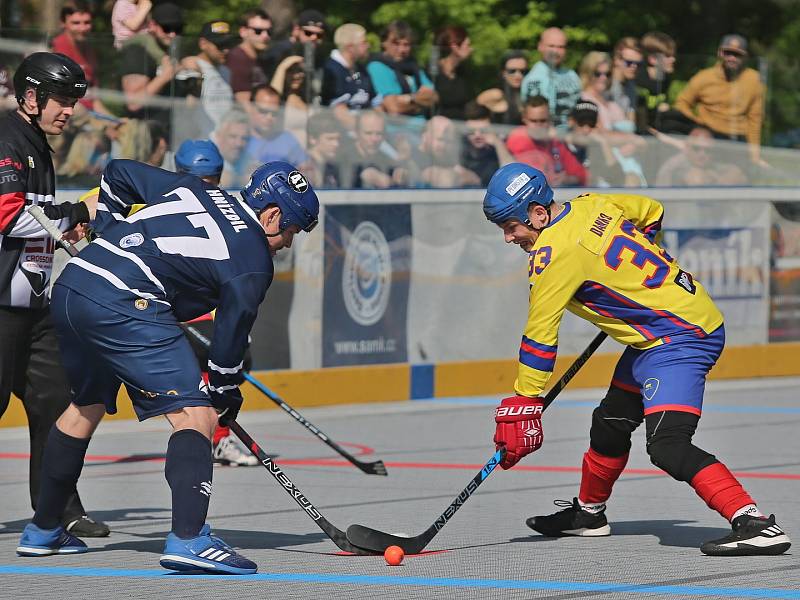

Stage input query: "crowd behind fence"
[{"left": 3, "top": 24, "right": 800, "bottom": 191}]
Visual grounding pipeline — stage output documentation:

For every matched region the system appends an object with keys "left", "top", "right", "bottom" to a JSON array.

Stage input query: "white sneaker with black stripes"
[
  {"left": 212, "top": 435, "right": 258, "bottom": 466},
  {"left": 701, "top": 514, "right": 791, "bottom": 556}
]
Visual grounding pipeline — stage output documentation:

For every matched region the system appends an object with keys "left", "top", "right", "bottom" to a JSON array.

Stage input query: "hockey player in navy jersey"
[{"left": 16, "top": 157, "right": 319, "bottom": 575}]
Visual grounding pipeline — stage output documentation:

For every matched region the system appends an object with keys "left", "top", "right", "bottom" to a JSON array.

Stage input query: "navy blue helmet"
[{"left": 241, "top": 162, "right": 319, "bottom": 232}]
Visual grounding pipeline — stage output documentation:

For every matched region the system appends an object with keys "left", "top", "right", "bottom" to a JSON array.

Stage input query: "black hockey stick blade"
[
  {"left": 243, "top": 372, "right": 388, "bottom": 476},
  {"left": 228, "top": 419, "right": 379, "bottom": 556},
  {"left": 346, "top": 331, "right": 609, "bottom": 554},
  {"left": 346, "top": 448, "right": 504, "bottom": 554},
  {"left": 179, "top": 322, "right": 387, "bottom": 476}
]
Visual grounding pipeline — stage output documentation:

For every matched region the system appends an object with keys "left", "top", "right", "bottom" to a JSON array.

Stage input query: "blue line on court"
[
  {"left": 423, "top": 396, "right": 800, "bottom": 414},
  {"left": 1, "top": 565, "right": 798, "bottom": 598}
]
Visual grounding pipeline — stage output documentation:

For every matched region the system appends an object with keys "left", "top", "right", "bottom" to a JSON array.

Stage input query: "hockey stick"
[
  {"left": 227, "top": 419, "right": 377, "bottom": 555},
  {"left": 28, "top": 205, "right": 80, "bottom": 257},
  {"left": 180, "top": 322, "right": 388, "bottom": 476},
  {"left": 345, "top": 330, "right": 609, "bottom": 554},
  {"left": 31, "top": 203, "right": 386, "bottom": 476},
  {"left": 27, "top": 205, "right": 378, "bottom": 556}
]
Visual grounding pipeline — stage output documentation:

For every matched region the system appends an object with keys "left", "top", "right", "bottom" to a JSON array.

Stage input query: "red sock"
[
  {"left": 690, "top": 462, "right": 755, "bottom": 521},
  {"left": 212, "top": 425, "right": 230, "bottom": 446},
  {"left": 578, "top": 447, "right": 629, "bottom": 504}
]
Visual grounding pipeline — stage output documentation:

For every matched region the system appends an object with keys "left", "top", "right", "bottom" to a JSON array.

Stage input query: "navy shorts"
[
  {"left": 610, "top": 325, "right": 725, "bottom": 417},
  {"left": 51, "top": 285, "right": 212, "bottom": 421}
]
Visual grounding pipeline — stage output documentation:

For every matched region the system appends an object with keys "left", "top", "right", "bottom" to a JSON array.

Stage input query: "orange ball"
[{"left": 384, "top": 545, "right": 404, "bottom": 566}]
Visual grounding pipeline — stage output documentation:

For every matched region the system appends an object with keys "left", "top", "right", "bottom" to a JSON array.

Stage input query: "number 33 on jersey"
[{"left": 517, "top": 193, "right": 723, "bottom": 398}]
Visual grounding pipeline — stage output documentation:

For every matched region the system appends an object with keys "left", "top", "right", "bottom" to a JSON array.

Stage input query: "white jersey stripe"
[
  {"left": 208, "top": 383, "right": 239, "bottom": 393},
  {"left": 94, "top": 238, "right": 166, "bottom": 293},
  {"left": 24, "top": 192, "right": 55, "bottom": 204},
  {"left": 208, "top": 360, "right": 243, "bottom": 375},
  {"left": 100, "top": 176, "right": 124, "bottom": 207},
  {"left": 96, "top": 201, "right": 124, "bottom": 221},
  {"left": 70, "top": 258, "right": 170, "bottom": 306}
]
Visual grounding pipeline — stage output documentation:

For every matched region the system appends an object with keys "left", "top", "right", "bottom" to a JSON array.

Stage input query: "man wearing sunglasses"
[
  {"left": 227, "top": 8, "right": 272, "bottom": 108},
  {"left": 610, "top": 37, "right": 642, "bottom": 123},
  {"left": 675, "top": 34, "right": 767, "bottom": 167},
  {"left": 260, "top": 9, "right": 327, "bottom": 82},
  {"left": 118, "top": 2, "right": 184, "bottom": 127}
]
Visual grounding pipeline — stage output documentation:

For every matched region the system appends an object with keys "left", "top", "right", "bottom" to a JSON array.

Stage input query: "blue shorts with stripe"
[
  {"left": 51, "top": 284, "right": 212, "bottom": 421},
  {"left": 610, "top": 325, "right": 725, "bottom": 417}
]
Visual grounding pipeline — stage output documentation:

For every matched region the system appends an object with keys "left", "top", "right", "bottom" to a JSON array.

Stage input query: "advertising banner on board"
[{"left": 322, "top": 205, "right": 411, "bottom": 366}]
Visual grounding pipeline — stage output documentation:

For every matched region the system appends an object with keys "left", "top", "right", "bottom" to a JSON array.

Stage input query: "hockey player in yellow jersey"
[{"left": 484, "top": 163, "right": 790, "bottom": 556}]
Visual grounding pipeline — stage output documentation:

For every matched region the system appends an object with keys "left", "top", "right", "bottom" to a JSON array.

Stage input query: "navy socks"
[
  {"left": 165, "top": 429, "right": 213, "bottom": 539},
  {"left": 32, "top": 425, "right": 90, "bottom": 530}
]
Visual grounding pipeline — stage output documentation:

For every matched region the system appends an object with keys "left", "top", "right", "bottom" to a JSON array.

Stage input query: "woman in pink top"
[
  {"left": 111, "top": 0, "right": 152, "bottom": 49},
  {"left": 578, "top": 51, "right": 632, "bottom": 132}
]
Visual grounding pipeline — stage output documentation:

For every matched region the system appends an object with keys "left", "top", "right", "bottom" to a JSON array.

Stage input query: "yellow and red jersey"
[{"left": 515, "top": 193, "right": 724, "bottom": 397}]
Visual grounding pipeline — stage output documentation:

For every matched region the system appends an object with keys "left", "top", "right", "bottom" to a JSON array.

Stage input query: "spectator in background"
[
  {"left": 578, "top": 51, "right": 633, "bottom": 133},
  {"left": 211, "top": 108, "right": 251, "bottom": 188},
  {"left": 477, "top": 50, "right": 528, "bottom": 126},
  {"left": 118, "top": 2, "right": 183, "bottom": 126},
  {"left": 460, "top": 101, "right": 514, "bottom": 186},
  {"left": 305, "top": 112, "right": 341, "bottom": 188},
  {"left": 0, "top": 65, "right": 16, "bottom": 113},
  {"left": 635, "top": 31, "right": 682, "bottom": 133},
  {"left": 260, "top": 9, "right": 326, "bottom": 82},
  {"left": 321, "top": 23, "right": 381, "bottom": 131},
  {"left": 340, "top": 110, "right": 406, "bottom": 188},
  {"left": 243, "top": 84, "right": 309, "bottom": 169},
  {"left": 111, "top": 0, "right": 152, "bottom": 49},
  {"left": 433, "top": 25, "right": 473, "bottom": 120},
  {"left": 410, "top": 115, "right": 481, "bottom": 188},
  {"left": 610, "top": 37, "right": 642, "bottom": 122},
  {"left": 51, "top": 1, "right": 98, "bottom": 111},
  {"left": 654, "top": 126, "right": 748, "bottom": 186},
  {"left": 521, "top": 27, "right": 581, "bottom": 131},
  {"left": 178, "top": 20, "right": 237, "bottom": 136},
  {"left": 565, "top": 100, "right": 626, "bottom": 187},
  {"left": 227, "top": 8, "right": 271, "bottom": 108},
  {"left": 367, "top": 21, "right": 438, "bottom": 136},
  {"left": 113, "top": 119, "right": 169, "bottom": 167},
  {"left": 675, "top": 34, "right": 766, "bottom": 166},
  {"left": 506, "top": 95, "right": 587, "bottom": 186},
  {"left": 270, "top": 55, "right": 309, "bottom": 147}
]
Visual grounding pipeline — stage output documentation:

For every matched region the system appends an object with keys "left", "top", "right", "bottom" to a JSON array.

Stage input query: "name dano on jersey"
[
  {"left": 207, "top": 189, "right": 247, "bottom": 232},
  {"left": 589, "top": 212, "right": 613, "bottom": 237}
]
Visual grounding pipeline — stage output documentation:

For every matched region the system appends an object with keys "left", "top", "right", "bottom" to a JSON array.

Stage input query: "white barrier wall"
[{"left": 58, "top": 187, "right": 800, "bottom": 370}]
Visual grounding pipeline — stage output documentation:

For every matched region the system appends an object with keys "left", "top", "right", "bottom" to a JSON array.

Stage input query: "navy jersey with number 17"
[{"left": 57, "top": 159, "right": 273, "bottom": 392}]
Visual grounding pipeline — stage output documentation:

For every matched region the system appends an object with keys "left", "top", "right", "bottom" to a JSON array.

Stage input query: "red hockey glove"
[{"left": 494, "top": 395, "right": 544, "bottom": 469}]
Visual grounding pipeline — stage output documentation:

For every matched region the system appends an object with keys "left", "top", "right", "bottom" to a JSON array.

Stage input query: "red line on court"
[{"left": 1, "top": 452, "right": 799, "bottom": 480}]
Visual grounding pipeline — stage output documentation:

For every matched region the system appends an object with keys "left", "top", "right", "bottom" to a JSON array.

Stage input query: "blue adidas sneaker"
[
  {"left": 160, "top": 524, "right": 257, "bottom": 575},
  {"left": 17, "top": 523, "right": 88, "bottom": 556}
]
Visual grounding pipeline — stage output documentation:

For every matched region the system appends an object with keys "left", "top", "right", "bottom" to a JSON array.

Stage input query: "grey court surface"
[{"left": 1, "top": 377, "right": 799, "bottom": 600}]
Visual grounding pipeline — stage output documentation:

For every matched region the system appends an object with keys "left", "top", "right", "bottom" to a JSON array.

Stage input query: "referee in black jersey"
[{"left": 0, "top": 52, "right": 106, "bottom": 537}]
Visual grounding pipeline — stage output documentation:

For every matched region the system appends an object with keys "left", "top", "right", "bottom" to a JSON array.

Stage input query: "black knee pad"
[
  {"left": 589, "top": 385, "right": 644, "bottom": 457},
  {"left": 645, "top": 411, "right": 716, "bottom": 482}
]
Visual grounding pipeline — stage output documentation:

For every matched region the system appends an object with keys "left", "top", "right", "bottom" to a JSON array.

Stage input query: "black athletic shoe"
[
  {"left": 526, "top": 497, "right": 611, "bottom": 537},
  {"left": 701, "top": 514, "right": 791, "bottom": 556},
  {"left": 64, "top": 515, "right": 110, "bottom": 538}
]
